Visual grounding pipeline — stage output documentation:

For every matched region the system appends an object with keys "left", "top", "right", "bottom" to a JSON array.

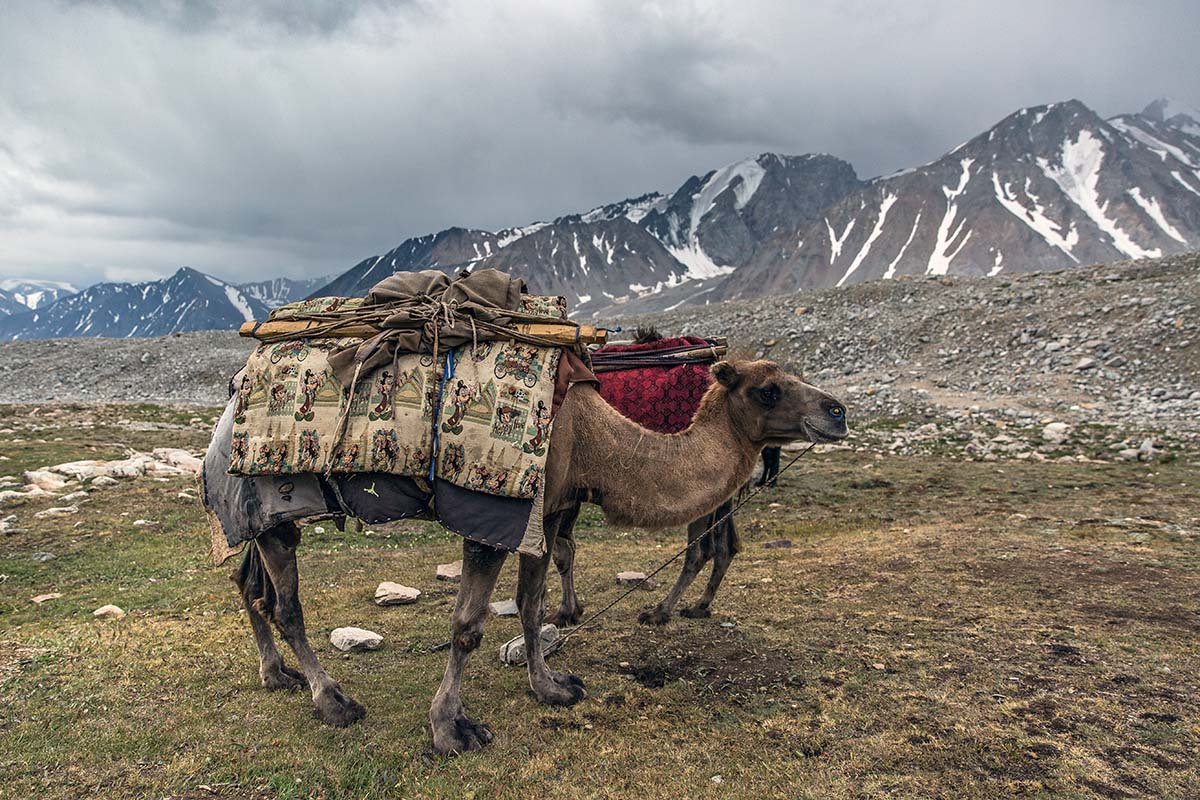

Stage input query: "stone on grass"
[
  {"left": 31, "top": 552, "right": 55, "bottom": 562},
  {"left": 615, "top": 571, "right": 658, "bottom": 590},
  {"left": 0, "top": 514, "right": 18, "bottom": 534},
  {"left": 31, "top": 593, "right": 63, "bottom": 604},
  {"left": 0, "top": 490, "right": 30, "bottom": 507},
  {"left": 23, "top": 470, "right": 68, "bottom": 491},
  {"left": 490, "top": 598, "right": 519, "bottom": 616},
  {"left": 329, "top": 627, "right": 383, "bottom": 652},
  {"left": 374, "top": 582, "right": 421, "bottom": 606},
  {"left": 91, "top": 476, "right": 120, "bottom": 488},
  {"left": 34, "top": 506, "right": 78, "bottom": 518},
  {"left": 1138, "top": 438, "right": 1158, "bottom": 461},
  {"left": 499, "top": 624, "right": 561, "bottom": 665},
  {"left": 131, "top": 519, "right": 159, "bottom": 527},
  {"left": 1041, "top": 422, "right": 1070, "bottom": 444},
  {"left": 762, "top": 539, "right": 793, "bottom": 549},
  {"left": 93, "top": 604, "right": 126, "bottom": 620},
  {"left": 436, "top": 560, "right": 463, "bottom": 582},
  {"left": 59, "top": 491, "right": 89, "bottom": 503}
]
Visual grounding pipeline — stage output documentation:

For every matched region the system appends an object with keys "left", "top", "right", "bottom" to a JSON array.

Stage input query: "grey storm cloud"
[{"left": 1, "top": 0, "right": 1197, "bottom": 287}]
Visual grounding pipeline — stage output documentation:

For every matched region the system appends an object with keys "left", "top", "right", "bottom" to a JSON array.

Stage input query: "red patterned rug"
[{"left": 594, "top": 336, "right": 715, "bottom": 433}]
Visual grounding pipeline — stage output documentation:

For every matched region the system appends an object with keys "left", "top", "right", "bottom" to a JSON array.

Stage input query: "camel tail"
[{"left": 235, "top": 539, "right": 278, "bottom": 619}]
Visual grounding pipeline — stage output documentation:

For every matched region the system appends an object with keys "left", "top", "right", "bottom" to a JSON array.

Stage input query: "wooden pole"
[{"left": 238, "top": 319, "right": 608, "bottom": 346}]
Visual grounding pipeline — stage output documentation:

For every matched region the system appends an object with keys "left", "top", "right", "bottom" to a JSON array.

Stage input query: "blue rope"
[{"left": 428, "top": 349, "right": 455, "bottom": 481}]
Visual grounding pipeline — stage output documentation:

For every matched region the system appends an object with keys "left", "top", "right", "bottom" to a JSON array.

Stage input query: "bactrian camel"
[
  {"left": 548, "top": 443, "right": 785, "bottom": 629},
  {"left": 227, "top": 359, "right": 847, "bottom": 755}
]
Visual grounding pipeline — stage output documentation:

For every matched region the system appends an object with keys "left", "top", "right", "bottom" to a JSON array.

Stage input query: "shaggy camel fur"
[
  {"left": 227, "top": 359, "right": 847, "bottom": 755},
  {"left": 548, "top": 444, "right": 784, "bottom": 628}
]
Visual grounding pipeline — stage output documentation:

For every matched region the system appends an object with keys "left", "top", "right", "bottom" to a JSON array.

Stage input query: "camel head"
[{"left": 710, "top": 359, "right": 848, "bottom": 446}]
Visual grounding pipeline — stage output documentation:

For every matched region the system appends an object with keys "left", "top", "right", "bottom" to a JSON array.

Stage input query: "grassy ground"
[{"left": 0, "top": 404, "right": 1197, "bottom": 799}]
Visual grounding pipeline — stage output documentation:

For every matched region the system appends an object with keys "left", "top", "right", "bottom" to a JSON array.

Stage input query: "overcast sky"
[{"left": 1, "top": 0, "right": 1197, "bottom": 288}]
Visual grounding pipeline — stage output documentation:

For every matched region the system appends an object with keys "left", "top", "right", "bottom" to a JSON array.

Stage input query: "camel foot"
[
  {"left": 679, "top": 605, "right": 712, "bottom": 619},
  {"left": 638, "top": 607, "right": 671, "bottom": 626},
  {"left": 547, "top": 605, "right": 584, "bottom": 627},
  {"left": 430, "top": 710, "right": 494, "bottom": 755},
  {"left": 532, "top": 670, "right": 587, "bottom": 706},
  {"left": 313, "top": 685, "right": 366, "bottom": 727},
  {"left": 261, "top": 664, "right": 305, "bottom": 691}
]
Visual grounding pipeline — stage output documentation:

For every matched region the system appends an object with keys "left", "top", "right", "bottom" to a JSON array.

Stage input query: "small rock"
[
  {"left": 1138, "top": 438, "right": 1158, "bottom": 462},
  {"left": 329, "top": 626, "right": 383, "bottom": 652},
  {"left": 59, "top": 491, "right": 89, "bottom": 503},
  {"left": 1118, "top": 448, "right": 1140, "bottom": 461},
  {"left": 499, "top": 623, "right": 561, "bottom": 665},
  {"left": 762, "top": 539, "right": 793, "bottom": 548},
  {"left": 91, "top": 476, "right": 119, "bottom": 487},
  {"left": 616, "top": 570, "right": 647, "bottom": 584},
  {"left": 1072, "top": 357, "right": 1097, "bottom": 371},
  {"left": 31, "top": 552, "right": 55, "bottom": 562},
  {"left": 31, "top": 592, "right": 63, "bottom": 604},
  {"left": 436, "top": 560, "right": 463, "bottom": 582},
  {"left": 793, "top": 306, "right": 809, "bottom": 316},
  {"left": 374, "top": 582, "right": 421, "bottom": 606},
  {"left": 131, "top": 519, "right": 158, "bottom": 527},
  {"left": 711, "top": 775, "right": 724, "bottom": 785},
  {"left": 719, "top": 621, "right": 736, "bottom": 628},
  {"left": 93, "top": 604, "right": 126, "bottom": 620},
  {"left": 34, "top": 506, "right": 78, "bottom": 518},
  {"left": 312, "top": 526, "right": 326, "bottom": 534},
  {"left": 490, "top": 598, "right": 519, "bottom": 616},
  {"left": 1041, "top": 422, "right": 1070, "bottom": 444}
]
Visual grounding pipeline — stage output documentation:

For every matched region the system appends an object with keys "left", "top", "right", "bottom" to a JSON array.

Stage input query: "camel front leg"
[
  {"left": 256, "top": 525, "right": 365, "bottom": 727},
  {"left": 518, "top": 541, "right": 586, "bottom": 706},
  {"left": 681, "top": 514, "right": 738, "bottom": 619},
  {"left": 231, "top": 543, "right": 304, "bottom": 691},
  {"left": 429, "top": 539, "right": 507, "bottom": 755},
  {"left": 548, "top": 503, "right": 584, "bottom": 627}
]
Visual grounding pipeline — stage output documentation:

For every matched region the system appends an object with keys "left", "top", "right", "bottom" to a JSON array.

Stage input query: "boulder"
[
  {"left": 374, "top": 582, "right": 421, "bottom": 606},
  {"left": 31, "top": 592, "right": 63, "bottom": 604},
  {"left": 23, "top": 470, "right": 67, "bottom": 491},
  {"left": 330, "top": 626, "right": 383, "bottom": 652},
  {"left": 1041, "top": 422, "right": 1070, "bottom": 444},
  {"left": 93, "top": 604, "right": 126, "bottom": 620}
]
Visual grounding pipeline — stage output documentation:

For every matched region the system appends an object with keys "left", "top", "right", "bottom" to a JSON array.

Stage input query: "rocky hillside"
[{"left": 1, "top": 252, "right": 1195, "bottom": 457}]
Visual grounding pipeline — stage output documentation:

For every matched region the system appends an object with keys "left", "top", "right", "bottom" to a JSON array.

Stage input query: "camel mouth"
[{"left": 802, "top": 420, "right": 848, "bottom": 444}]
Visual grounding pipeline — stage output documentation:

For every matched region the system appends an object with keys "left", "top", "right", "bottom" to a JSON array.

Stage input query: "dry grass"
[{"left": 1, "top": 404, "right": 1198, "bottom": 799}]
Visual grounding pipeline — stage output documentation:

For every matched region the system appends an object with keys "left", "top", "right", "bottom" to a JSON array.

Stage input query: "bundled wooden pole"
[{"left": 239, "top": 318, "right": 608, "bottom": 347}]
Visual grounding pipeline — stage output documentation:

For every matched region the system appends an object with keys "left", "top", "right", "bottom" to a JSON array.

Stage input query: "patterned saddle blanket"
[
  {"left": 228, "top": 294, "right": 570, "bottom": 502},
  {"left": 594, "top": 336, "right": 716, "bottom": 433}
]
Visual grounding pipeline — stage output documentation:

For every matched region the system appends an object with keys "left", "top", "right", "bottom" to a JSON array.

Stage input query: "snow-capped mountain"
[
  {"left": 723, "top": 99, "right": 1200, "bottom": 297},
  {"left": 0, "top": 268, "right": 269, "bottom": 340},
  {"left": 313, "top": 97, "right": 1198, "bottom": 315},
  {"left": 237, "top": 276, "right": 329, "bottom": 309},
  {"left": 0, "top": 280, "right": 78, "bottom": 316},
  {"left": 315, "top": 152, "right": 864, "bottom": 312}
]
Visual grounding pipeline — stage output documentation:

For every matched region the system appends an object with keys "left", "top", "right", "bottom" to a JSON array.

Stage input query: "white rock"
[
  {"left": 90, "top": 476, "right": 120, "bottom": 487},
  {"left": 93, "top": 604, "right": 126, "bottom": 620},
  {"left": 59, "top": 491, "right": 89, "bottom": 503},
  {"left": 499, "top": 624, "right": 561, "bottom": 665},
  {"left": 0, "top": 490, "right": 29, "bottom": 507},
  {"left": 616, "top": 571, "right": 647, "bottom": 584},
  {"left": 1041, "top": 422, "right": 1070, "bottom": 444},
  {"left": 31, "top": 592, "right": 63, "bottom": 604},
  {"left": 34, "top": 506, "right": 79, "bottom": 518},
  {"left": 374, "top": 582, "right": 421, "bottom": 606},
  {"left": 23, "top": 470, "right": 67, "bottom": 491},
  {"left": 151, "top": 448, "right": 203, "bottom": 474},
  {"left": 131, "top": 519, "right": 158, "bottom": 527},
  {"left": 489, "top": 598, "right": 519, "bottom": 616},
  {"left": 330, "top": 626, "right": 383, "bottom": 652},
  {"left": 436, "top": 560, "right": 463, "bottom": 582}
]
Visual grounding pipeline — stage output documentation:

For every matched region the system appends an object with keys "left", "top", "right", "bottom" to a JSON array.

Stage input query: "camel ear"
[{"left": 711, "top": 361, "right": 741, "bottom": 389}]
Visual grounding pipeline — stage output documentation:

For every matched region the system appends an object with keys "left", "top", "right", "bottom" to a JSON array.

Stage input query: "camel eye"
[{"left": 754, "top": 384, "right": 781, "bottom": 407}]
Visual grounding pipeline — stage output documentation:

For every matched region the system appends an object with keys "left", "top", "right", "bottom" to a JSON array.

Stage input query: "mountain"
[
  {"left": 237, "top": 276, "right": 329, "bottom": 308},
  {"left": 313, "top": 97, "right": 1198, "bottom": 315},
  {"left": 721, "top": 99, "right": 1200, "bottom": 298},
  {"left": 0, "top": 280, "right": 79, "bottom": 316},
  {"left": 313, "top": 153, "right": 864, "bottom": 313},
  {"left": 0, "top": 268, "right": 269, "bottom": 340}
]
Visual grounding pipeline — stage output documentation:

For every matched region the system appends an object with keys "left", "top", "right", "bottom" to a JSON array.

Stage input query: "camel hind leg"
[
  {"left": 255, "top": 523, "right": 365, "bottom": 727},
  {"left": 232, "top": 542, "right": 304, "bottom": 690}
]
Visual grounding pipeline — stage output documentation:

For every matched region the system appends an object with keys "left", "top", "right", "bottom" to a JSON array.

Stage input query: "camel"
[
  {"left": 547, "top": 443, "right": 786, "bottom": 628},
  {"left": 224, "top": 358, "right": 847, "bottom": 755}
]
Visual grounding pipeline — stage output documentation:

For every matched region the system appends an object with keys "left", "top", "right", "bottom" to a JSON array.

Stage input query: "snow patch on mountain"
[
  {"left": 926, "top": 158, "right": 975, "bottom": 275},
  {"left": 991, "top": 172, "right": 1080, "bottom": 261},
  {"left": 1038, "top": 131, "right": 1159, "bottom": 259}
]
